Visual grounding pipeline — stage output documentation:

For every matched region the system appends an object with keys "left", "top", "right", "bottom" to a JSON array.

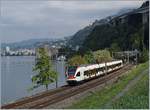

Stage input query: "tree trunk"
[
  {"left": 46, "top": 84, "right": 48, "bottom": 91},
  {"left": 55, "top": 72, "right": 58, "bottom": 88},
  {"left": 56, "top": 80, "right": 58, "bottom": 88}
]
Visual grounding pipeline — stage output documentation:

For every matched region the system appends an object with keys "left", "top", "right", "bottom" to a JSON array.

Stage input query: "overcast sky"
[{"left": 0, "top": 0, "right": 144, "bottom": 43}]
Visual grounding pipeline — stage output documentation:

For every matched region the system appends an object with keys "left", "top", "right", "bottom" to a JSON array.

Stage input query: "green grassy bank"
[
  {"left": 68, "top": 62, "right": 149, "bottom": 109},
  {"left": 111, "top": 70, "right": 149, "bottom": 109}
]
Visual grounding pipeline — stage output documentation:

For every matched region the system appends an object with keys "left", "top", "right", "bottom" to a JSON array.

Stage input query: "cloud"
[{"left": 0, "top": 0, "right": 143, "bottom": 43}]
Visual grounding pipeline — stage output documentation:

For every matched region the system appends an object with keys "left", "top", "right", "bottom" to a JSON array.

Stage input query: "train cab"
[{"left": 65, "top": 66, "right": 82, "bottom": 85}]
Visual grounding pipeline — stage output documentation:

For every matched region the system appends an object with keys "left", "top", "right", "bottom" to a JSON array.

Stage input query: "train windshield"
[{"left": 68, "top": 66, "right": 77, "bottom": 75}]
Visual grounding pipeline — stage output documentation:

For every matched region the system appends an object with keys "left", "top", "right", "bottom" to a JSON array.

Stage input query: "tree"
[
  {"left": 130, "top": 33, "right": 141, "bottom": 50},
  {"left": 110, "top": 42, "right": 121, "bottom": 52},
  {"left": 93, "top": 49, "right": 112, "bottom": 63},
  {"left": 68, "top": 55, "right": 87, "bottom": 66},
  {"left": 83, "top": 51, "right": 94, "bottom": 64},
  {"left": 31, "top": 47, "right": 58, "bottom": 91},
  {"left": 139, "top": 47, "right": 149, "bottom": 63}
]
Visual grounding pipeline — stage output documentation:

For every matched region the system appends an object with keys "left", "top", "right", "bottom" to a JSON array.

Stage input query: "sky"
[{"left": 0, "top": 0, "right": 144, "bottom": 43}]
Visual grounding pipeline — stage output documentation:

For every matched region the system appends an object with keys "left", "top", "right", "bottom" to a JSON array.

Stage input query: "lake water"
[{"left": 1, "top": 56, "right": 67, "bottom": 105}]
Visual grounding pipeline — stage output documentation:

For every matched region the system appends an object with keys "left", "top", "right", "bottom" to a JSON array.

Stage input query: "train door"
[{"left": 75, "top": 71, "right": 81, "bottom": 82}]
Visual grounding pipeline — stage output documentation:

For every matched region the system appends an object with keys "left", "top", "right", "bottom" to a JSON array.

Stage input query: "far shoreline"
[{"left": 1, "top": 55, "right": 36, "bottom": 57}]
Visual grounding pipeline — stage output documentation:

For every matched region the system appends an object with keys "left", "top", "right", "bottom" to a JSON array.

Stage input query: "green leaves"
[
  {"left": 139, "top": 47, "right": 149, "bottom": 63},
  {"left": 93, "top": 49, "right": 112, "bottom": 63},
  {"left": 30, "top": 47, "right": 58, "bottom": 91},
  {"left": 83, "top": 51, "right": 94, "bottom": 64},
  {"left": 68, "top": 49, "right": 112, "bottom": 65},
  {"left": 110, "top": 42, "right": 121, "bottom": 52},
  {"left": 67, "top": 55, "right": 88, "bottom": 66}
]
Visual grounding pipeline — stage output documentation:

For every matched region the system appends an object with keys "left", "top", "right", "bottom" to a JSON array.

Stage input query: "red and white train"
[{"left": 65, "top": 60, "right": 123, "bottom": 85}]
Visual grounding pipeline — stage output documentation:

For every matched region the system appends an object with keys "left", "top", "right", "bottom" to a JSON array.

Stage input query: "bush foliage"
[
  {"left": 67, "top": 55, "right": 87, "bottom": 66},
  {"left": 139, "top": 47, "right": 149, "bottom": 63},
  {"left": 93, "top": 49, "right": 112, "bottom": 63},
  {"left": 68, "top": 49, "right": 112, "bottom": 65}
]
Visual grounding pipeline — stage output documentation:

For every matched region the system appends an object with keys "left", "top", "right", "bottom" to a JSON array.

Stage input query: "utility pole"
[
  {"left": 135, "top": 53, "right": 137, "bottom": 65},
  {"left": 55, "top": 59, "right": 58, "bottom": 88},
  {"left": 112, "top": 52, "right": 114, "bottom": 59},
  {"left": 127, "top": 52, "right": 129, "bottom": 64},
  {"left": 135, "top": 49, "right": 138, "bottom": 65}
]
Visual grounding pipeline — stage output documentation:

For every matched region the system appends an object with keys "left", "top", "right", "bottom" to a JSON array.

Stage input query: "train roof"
[
  {"left": 74, "top": 60, "right": 122, "bottom": 71},
  {"left": 67, "top": 60, "right": 122, "bottom": 70},
  {"left": 78, "top": 60, "right": 122, "bottom": 67}
]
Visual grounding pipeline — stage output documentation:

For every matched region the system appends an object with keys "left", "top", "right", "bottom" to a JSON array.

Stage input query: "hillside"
[
  {"left": 68, "top": 1, "right": 149, "bottom": 53},
  {"left": 68, "top": 26, "right": 93, "bottom": 47},
  {"left": 67, "top": 16, "right": 113, "bottom": 47},
  {"left": 81, "top": 2, "right": 149, "bottom": 52}
]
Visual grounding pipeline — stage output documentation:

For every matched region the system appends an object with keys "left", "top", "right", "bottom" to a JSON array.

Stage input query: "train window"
[
  {"left": 84, "top": 71, "right": 88, "bottom": 75},
  {"left": 68, "top": 66, "right": 77, "bottom": 75},
  {"left": 96, "top": 68, "right": 99, "bottom": 72},
  {"left": 76, "top": 72, "right": 80, "bottom": 76},
  {"left": 98, "top": 67, "right": 104, "bottom": 72},
  {"left": 110, "top": 65, "right": 114, "bottom": 68},
  {"left": 102, "top": 67, "right": 104, "bottom": 71},
  {"left": 93, "top": 69, "right": 96, "bottom": 74}
]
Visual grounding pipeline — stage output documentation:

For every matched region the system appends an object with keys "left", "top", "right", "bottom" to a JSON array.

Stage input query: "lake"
[{"left": 1, "top": 56, "right": 67, "bottom": 105}]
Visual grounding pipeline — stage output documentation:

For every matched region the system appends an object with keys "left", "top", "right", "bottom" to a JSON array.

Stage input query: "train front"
[{"left": 65, "top": 66, "right": 78, "bottom": 85}]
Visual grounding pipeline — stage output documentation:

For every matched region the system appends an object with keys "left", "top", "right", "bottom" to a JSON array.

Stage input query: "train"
[{"left": 65, "top": 60, "right": 123, "bottom": 85}]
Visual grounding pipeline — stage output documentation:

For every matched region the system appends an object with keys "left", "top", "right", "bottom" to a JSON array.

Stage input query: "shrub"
[
  {"left": 83, "top": 51, "right": 95, "bottom": 64},
  {"left": 67, "top": 55, "right": 88, "bottom": 66},
  {"left": 93, "top": 49, "right": 112, "bottom": 63},
  {"left": 139, "top": 48, "right": 149, "bottom": 63}
]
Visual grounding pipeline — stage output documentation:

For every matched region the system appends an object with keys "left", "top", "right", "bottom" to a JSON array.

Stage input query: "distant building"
[
  {"left": 36, "top": 44, "right": 58, "bottom": 60},
  {"left": 6, "top": 46, "right": 10, "bottom": 53}
]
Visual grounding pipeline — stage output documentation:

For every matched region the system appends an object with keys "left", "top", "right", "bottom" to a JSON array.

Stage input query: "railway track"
[
  {"left": 1, "top": 64, "right": 132, "bottom": 109},
  {"left": 1, "top": 85, "right": 71, "bottom": 109}
]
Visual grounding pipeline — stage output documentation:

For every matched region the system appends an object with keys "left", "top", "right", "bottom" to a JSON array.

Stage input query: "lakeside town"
[
  {"left": 1, "top": 44, "right": 68, "bottom": 62},
  {"left": 1, "top": 46, "right": 36, "bottom": 56}
]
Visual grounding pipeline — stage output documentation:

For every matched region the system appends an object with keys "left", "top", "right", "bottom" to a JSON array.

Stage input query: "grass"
[
  {"left": 111, "top": 70, "right": 149, "bottom": 109},
  {"left": 68, "top": 62, "right": 149, "bottom": 109}
]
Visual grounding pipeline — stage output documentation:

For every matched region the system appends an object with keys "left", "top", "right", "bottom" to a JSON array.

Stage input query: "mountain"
[
  {"left": 1, "top": 37, "right": 69, "bottom": 50},
  {"left": 68, "top": 1, "right": 149, "bottom": 53},
  {"left": 140, "top": 0, "right": 149, "bottom": 8},
  {"left": 81, "top": 1, "right": 149, "bottom": 52},
  {"left": 67, "top": 16, "right": 112, "bottom": 47},
  {"left": 115, "top": 8, "right": 134, "bottom": 16},
  {"left": 67, "top": 26, "right": 93, "bottom": 47},
  {"left": 1, "top": 38, "right": 52, "bottom": 49},
  {"left": 67, "top": 8, "right": 136, "bottom": 48}
]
